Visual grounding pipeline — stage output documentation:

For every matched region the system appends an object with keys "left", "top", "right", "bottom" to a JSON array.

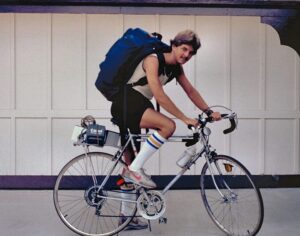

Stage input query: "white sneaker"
[
  {"left": 123, "top": 168, "right": 156, "bottom": 189},
  {"left": 140, "top": 168, "right": 151, "bottom": 178},
  {"left": 119, "top": 215, "right": 148, "bottom": 231}
]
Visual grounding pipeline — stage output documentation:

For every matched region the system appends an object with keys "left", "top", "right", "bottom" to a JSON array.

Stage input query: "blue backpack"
[{"left": 95, "top": 28, "right": 173, "bottom": 101}]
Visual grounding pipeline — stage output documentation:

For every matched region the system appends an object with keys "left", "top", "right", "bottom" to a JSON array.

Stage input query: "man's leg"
[
  {"left": 124, "top": 109, "right": 175, "bottom": 188},
  {"left": 119, "top": 183, "right": 148, "bottom": 230},
  {"left": 118, "top": 128, "right": 148, "bottom": 230}
]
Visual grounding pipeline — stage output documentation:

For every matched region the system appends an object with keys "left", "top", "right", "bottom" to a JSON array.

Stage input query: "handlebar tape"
[{"left": 223, "top": 118, "right": 236, "bottom": 134}]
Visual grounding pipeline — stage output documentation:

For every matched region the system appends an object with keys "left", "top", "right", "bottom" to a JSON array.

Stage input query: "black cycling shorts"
[{"left": 111, "top": 87, "right": 154, "bottom": 145}]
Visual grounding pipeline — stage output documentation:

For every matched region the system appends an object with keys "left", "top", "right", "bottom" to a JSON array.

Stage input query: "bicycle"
[{"left": 53, "top": 106, "right": 264, "bottom": 236}]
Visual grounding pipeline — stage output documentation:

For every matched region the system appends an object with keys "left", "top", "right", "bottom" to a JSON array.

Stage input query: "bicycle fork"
[{"left": 204, "top": 154, "right": 235, "bottom": 201}]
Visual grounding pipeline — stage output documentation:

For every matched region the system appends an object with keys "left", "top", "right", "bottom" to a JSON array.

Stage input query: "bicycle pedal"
[{"left": 158, "top": 217, "right": 167, "bottom": 224}]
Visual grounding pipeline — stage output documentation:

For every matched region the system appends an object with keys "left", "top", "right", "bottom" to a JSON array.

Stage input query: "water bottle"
[{"left": 176, "top": 145, "right": 196, "bottom": 168}]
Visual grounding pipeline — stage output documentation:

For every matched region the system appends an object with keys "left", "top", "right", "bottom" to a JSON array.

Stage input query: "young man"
[{"left": 111, "top": 29, "right": 221, "bottom": 189}]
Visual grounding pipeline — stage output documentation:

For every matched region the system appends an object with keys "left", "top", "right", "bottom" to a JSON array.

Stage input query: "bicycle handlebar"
[
  {"left": 184, "top": 112, "right": 237, "bottom": 146},
  {"left": 222, "top": 114, "right": 237, "bottom": 134},
  {"left": 198, "top": 113, "right": 237, "bottom": 134}
]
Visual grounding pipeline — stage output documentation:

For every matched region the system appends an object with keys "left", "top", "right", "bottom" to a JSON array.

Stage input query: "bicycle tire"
[
  {"left": 53, "top": 151, "right": 137, "bottom": 236},
  {"left": 200, "top": 155, "right": 264, "bottom": 236}
]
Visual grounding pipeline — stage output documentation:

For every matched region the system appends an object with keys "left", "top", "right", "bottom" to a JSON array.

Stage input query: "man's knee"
[{"left": 163, "top": 119, "right": 176, "bottom": 138}]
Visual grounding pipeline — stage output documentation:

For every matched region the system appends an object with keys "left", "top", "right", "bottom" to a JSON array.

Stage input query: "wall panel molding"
[{"left": 1, "top": 0, "right": 299, "bottom": 55}]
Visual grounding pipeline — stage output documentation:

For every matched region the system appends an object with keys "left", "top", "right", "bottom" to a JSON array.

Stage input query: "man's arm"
[
  {"left": 177, "top": 69, "right": 221, "bottom": 121},
  {"left": 143, "top": 55, "right": 198, "bottom": 126}
]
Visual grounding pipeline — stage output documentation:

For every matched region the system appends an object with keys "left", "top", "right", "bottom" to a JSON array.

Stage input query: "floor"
[{"left": 0, "top": 189, "right": 299, "bottom": 236}]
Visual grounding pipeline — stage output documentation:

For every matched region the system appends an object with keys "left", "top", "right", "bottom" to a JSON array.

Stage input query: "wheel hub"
[{"left": 84, "top": 186, "right": 106, "bottom": 207}]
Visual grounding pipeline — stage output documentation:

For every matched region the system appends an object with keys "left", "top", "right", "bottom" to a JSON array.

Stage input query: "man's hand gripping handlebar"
[{"left": 183, "top": 112, "right": 238, "bottom": 146}]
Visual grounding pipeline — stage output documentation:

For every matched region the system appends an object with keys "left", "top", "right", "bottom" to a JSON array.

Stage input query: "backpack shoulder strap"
[
  {"left": 128, "top": 51, "right": 166, "bottom": 87},
  {"left": 157, "top": 51, "right": 166, "bottom": 75},
  {"left": 164, "top": 64, "right": 182, "bottom": 84}
]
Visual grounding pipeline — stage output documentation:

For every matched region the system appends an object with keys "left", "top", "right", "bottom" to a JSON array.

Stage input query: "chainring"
[{"left": 137, "top": 190, "right": 166, "bottom": 220}]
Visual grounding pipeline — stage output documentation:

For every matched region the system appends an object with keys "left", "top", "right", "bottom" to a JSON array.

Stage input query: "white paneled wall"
[{"left": 0, "top": 13, "right": 299, "bottom": 176}]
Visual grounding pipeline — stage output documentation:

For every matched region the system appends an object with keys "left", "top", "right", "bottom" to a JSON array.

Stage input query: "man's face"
[{"left": 173, "top": 44, "right": 195, "bottom": 64}]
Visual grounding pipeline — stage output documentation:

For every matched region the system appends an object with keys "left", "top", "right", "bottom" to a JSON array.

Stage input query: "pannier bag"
[
  {"left": 85, "top": 124, "right": 107, "bottom": 147},
  {"left": 71, "top": 115, "right": 121, "bottom": 147}
]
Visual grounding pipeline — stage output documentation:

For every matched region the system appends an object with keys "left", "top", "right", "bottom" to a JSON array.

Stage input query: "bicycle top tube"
[
  {"left": 131, "top": 133, "right": 194, "bottom": 142},
  {"left": 128, "top": 111, "right": 237, "bottom": 146}
]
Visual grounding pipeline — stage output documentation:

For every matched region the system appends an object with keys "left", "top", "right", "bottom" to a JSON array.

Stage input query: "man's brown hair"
[{"left": 170, "top": 30, "right": 201, "bottom": 54}]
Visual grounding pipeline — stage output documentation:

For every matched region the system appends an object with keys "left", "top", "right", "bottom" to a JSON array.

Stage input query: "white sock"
[
  {"left": 129, "top": 131, "right": 166, "bottom": 171},
  {"left": 120, "top": 188, "right": 136, "bottom": 216}
]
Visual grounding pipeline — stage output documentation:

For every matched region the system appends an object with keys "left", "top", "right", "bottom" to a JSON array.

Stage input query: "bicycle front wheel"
[
  {"left": 200, "top": 155, "right": 264, "bottom": 236},
  {"left": 53, "top": 152, "right": 137, "bottom": 236}
]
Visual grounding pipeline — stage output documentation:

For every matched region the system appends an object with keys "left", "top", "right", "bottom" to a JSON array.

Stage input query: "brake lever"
[
  {"left": 188, "top": 125, "right": 199, "bottom": 138},
  {"left": 187, "top": 124, "right": 195, "bottom": 130},
  {"left": 185, "top": 124, "right": 199, "bottom": 146}
]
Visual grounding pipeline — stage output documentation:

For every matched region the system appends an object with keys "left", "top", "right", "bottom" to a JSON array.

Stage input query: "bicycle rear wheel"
[
  {"left": 53, "top": 151, "right": 137, "bottom": 236},
  {"left": 200, "top": 155, "right": 264, "bottom": 236}
]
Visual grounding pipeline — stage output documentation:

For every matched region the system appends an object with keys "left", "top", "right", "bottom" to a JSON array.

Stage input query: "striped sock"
[{"left": 129, "top": 131, "right": 166, "bottom": 171}]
